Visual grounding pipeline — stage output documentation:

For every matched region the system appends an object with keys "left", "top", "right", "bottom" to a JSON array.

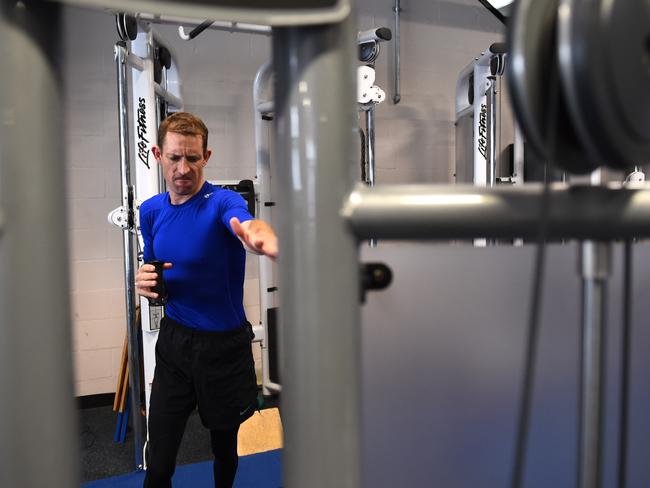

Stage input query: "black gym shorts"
[{"left": 149, "top": 316, "right": 258, "bottom": 431}]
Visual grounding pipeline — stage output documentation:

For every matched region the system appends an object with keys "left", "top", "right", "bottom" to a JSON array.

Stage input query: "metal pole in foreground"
[
  {"left": 578, "top": 241, "right": 610, "bottom": 488},
  {"left": 343, "top": 183, "right": 650, "bottom": 241},
  {"left": 116, "top": 41, "right": 145, "bottom": 469},
  {"left": 273, "top": 14, "right": 361, "bottom": 488},
  {"left": 0, "top": 1, "right": 79, "bottom": 487}
]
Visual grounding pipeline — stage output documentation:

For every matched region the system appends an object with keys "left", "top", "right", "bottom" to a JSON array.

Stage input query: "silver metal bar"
[
  {"left": 138, "top": 12, "right": 271, "bottom": 35},
  {"left": 116, "top": 42, "right": 145, "bottom": 470},
  {"left": 273, "top": 14, "right": 360, "bottom": 488},
  {"left": 486, "top": 77, "right": 497, "bottom": 186},
  {"left": 57, "top": 0, "right": 351, "bottom": 27},
  {"left": 513, "top": 122, "right": 525, "bottom": 184},
  {"left": 153, "top": 81, "right": 183, "bottom": 108},
  {"left": 154, "top": 75, "right": 171, "bottom": 244},
  {"left": 578, "top": 241, "right": 610, "bottom": 488},
  {"left": 0, "top": 2, "right": 79, "bottom": 487},
  {"left": 127, "top": 51, "right": 146, "bottom": 71},
  {"left": 177, "top": 20, "right": 271, "bottom": 39},
  {"left": 392, "top": 0, "right": 401, "bottom": 104},
  {"left": 156, "top": 71, "right": 170, "bottom": 192},
  {"left": 365, "top": 106, "right": 376, "bottom": 186},
  {"left": 148, "top": 25, "right": 182, "bottom": 65},
  {"left": 343, "top": 183, "right": 650, "bottom": 240},
  {"left": 252, "top": 62, "right": 282, "bottom": 395}
]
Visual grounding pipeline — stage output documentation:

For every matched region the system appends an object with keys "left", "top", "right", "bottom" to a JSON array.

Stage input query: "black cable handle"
[{"left": 188, "top": 20, "right": 215, "bottom": 40}]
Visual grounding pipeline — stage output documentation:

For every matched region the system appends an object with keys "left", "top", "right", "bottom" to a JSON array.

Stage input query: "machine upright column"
[
  {"left": 0, "top": 2, "right": 79, "bottom": 486},
  {"left": 115, "top": 41, "right": 145, "bottom": 470},
  {"left": 273, "top": 14, "right": 361, "bottom": 488},
  {"left": 578, "top": 241, "right": 610, "bottom": 488}
]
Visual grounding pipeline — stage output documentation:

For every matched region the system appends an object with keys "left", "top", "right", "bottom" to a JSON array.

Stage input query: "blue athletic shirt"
[{"left": 139, "top": 181, "right": 253, "bottom": 331}]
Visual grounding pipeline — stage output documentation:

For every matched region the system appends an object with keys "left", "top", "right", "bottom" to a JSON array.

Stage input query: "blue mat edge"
[{"left": 83, "top": 448, "right": 282, "bottom": 488}]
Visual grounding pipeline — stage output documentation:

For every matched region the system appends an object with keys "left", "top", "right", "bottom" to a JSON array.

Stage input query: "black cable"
[
  {"left": 188, "top": 20, "right": 215, "bottom": 40},
  {"left": 617, "top": 239, "right": 633, "bottom": 488},
  {"left": 359, "top": 128, "right": 367, "bottom": 183},
  {"left": 510, "top": 54, "right": 561, "bottom": 488}
]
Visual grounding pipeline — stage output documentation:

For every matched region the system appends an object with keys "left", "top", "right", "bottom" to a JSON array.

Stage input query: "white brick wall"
[{"left": 63, "top": 2, "right": 503, "bottom": 396}]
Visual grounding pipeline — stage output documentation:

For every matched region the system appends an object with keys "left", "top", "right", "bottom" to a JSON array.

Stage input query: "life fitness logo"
[
  {"left": 477, "top": 103, "right": 488, "bottom": 161},
  {"left": 137, "top": 97, "right": 150, "bottom": 169}
]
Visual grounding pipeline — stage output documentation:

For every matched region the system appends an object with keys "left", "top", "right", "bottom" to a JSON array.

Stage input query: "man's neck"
[{"left": 169, "top": 179, "right": 206, "bottom": 205}]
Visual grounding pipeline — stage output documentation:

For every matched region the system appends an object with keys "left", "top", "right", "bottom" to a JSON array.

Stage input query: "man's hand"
[
  {"left": 230, "top": 217, "right": 278, "bottom": 259},
  {"left": 135, "top": 262, "right": 173, "bottom": 299}
]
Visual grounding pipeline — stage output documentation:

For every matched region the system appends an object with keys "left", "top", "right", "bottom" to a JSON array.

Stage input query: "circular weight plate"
[
  {"left": 507, "top": 0, "right": 559, "bottom": 157},
  {"left": 558, "top": 0, "right": 650, "bottom": 169},
  {"left": 508, "top": 0, "right": 599, "bottom": 174}
]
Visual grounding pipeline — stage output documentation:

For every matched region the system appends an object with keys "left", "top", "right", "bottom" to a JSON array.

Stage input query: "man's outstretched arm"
[{"left": 230, "top": 217, "right": 278, "bottom": 259}]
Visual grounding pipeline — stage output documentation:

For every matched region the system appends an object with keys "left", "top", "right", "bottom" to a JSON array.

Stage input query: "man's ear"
[
  {"left": 203, "top": 149, "right": 212, "bottom": 166},
  {"left": 151, "top": 145, "right": 162, "bottom": 162}
]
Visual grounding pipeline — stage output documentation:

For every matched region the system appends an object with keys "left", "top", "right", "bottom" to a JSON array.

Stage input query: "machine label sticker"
[
  {"left": 478, "top": 103, "right": 488, "bottom": 160},
  {"left": 137, "top": 97, "right": 150, "bottom": 169}
]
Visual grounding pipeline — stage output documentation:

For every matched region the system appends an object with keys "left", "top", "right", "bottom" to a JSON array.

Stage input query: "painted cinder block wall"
[{"left": 63, "top": 1, "right": 503, "bottom": 396}]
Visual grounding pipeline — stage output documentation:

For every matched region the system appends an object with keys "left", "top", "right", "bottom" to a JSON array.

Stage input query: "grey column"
[
  {"left": 273, "top": 15, "right": 361, "bottom": 488},
  {"left": 0, "top": 1, "right": 79, "bottom": 487},
  {"left": 578, "top": 241, "right": 610, "bottom": 488}
]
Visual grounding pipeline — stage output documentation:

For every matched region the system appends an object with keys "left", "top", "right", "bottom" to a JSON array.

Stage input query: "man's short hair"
[{"left": 158, "top": 112, "right": 209, "bottom": 153}]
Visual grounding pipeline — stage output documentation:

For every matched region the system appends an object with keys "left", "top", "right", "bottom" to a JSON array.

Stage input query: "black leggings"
[
  {"left": 211, "top": 427, "right": 240, "bottom": 487},
  {"left": 143, "top": 423, "right": 240, "bottom": 488}
]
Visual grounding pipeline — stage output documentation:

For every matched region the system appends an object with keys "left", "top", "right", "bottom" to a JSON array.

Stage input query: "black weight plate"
[
  {"left": 508, "top": 0, "right": 599, "bottom": 174},
  {"left": 558, "top": 0, "right": 650, "bottom": 169}
]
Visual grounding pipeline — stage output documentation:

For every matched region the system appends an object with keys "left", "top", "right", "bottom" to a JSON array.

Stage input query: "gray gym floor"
[
  {"left": 79, "top": 404, "right": 212, "bottom": 483},
  {"left": 79, "top": 394, "right": 280, "bottom": 483}
]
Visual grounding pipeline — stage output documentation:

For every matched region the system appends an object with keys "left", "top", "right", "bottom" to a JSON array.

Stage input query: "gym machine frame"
[
  {"left": 114, "top": 15, "right": 280, "bottom": 467},
  {"left": 455, "top": 43, "right": 520, "bottom": 187},
  {"left": 2, "top": 1, "right": 649, "bottom": 488},
  {"left": 113, "top": 19, "right": 183, "bottom": 469}
]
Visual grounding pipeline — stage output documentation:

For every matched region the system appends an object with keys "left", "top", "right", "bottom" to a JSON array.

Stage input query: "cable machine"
[
  {"left": 110, "top": 13, "right": 282, "bottom": 468},
  {"left": 357, "top": 27, "right": 391, "bottom": 187},
  {"left": 455, "top": 43, "right": 519, "bottom": 186},
  {"left": 109, "top": 15, "right": 183, "bottom": 469}
]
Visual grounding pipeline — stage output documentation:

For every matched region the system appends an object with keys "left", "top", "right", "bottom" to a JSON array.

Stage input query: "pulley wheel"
[
  {"left": 116, "top": 13, "right": 138, "bottom": 42},
  {"left": 558, "top": 0, "right": 650, "bottom": 169},
  {"left": 507, "top": 0, "right": 599, "bottom": 174}
]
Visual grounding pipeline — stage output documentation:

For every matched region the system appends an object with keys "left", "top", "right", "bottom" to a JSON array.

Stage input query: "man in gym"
[{"left": 135, "top": 112, "right": 278, "bottom": 488}]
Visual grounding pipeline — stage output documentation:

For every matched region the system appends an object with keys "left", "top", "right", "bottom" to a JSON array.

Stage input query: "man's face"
[{"left": 153, "top": 132, "right": 211, "bottom": 201}]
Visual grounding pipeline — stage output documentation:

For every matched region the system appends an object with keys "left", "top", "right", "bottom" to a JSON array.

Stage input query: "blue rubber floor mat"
[{"left": 83, "top": 449, "right": 282, "bottom": 488}]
